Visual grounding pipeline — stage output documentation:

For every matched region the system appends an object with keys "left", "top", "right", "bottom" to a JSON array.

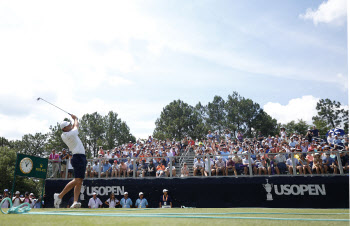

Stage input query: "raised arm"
[{"left": 71, "top": 114, "right": 79, "bottom": 129}]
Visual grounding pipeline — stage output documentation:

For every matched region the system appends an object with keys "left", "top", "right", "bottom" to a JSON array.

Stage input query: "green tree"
[
  {"left": 12, "top": 133, "right": 48, "bottom": 157},
  {"left": 312, "top": 117, "right": 330, "bottom": 137},
  {"left": 206, "top": 96, "right": 226, "bottom": 133},
  {"left": 313, "top": 98, "right": 348, "bottom": 129},
  {"left": 46, "top": 121, "right": 70, "bottom": 154},
  {"left": 104, "top": 111, "right": 122, "bottom": 149},
  {"left": 238, "top": 97, "right": 261, "bottom": 137},
  {"left": 283, "top": 119, "right": 310, "bottom": 135},
  {"left": 225, "top": 92, "right": 241, "bottom": 135},
  {"left": 253, "top": 110, "right": 278, "bottom": 137}
]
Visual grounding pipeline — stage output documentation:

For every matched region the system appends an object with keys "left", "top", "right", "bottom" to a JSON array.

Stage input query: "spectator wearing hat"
[
  {"left": 111, "top": 160, "right": 119, "bottom": 178},
  {"left": 1, "top": 189, "right": 10, "bottom": 208},
  {"left": 165, "top": 162, "right": 176, "bottom": 177},
  {"left": 85, "top": 162, "right": 92, "bottom": 178},
  {"left": 12, "top": 191, "right": 23, "bottom": 207},
  {"left": 49, "top": 149, "right": 60, "bottom": 178},
  {"left": 215, "top": 157, "right": 226, "bottom": 176},
  {"left": 120, "top": 192, "right": 133, "bottom": 208},
  {"left": 88, "top": 192, "right": 102, "bottom": 208},
  {"left": 60, "top": 149, "right": 69, "bottom": 178},
  {"left": 105, "top": 193, "right": 120, "bottom": 208},
  {"left": 135, "top": 192, "right": 149, "bottom": 208},
  {"left": 159, "top": 189, "right": 172, "bottom": 208}
]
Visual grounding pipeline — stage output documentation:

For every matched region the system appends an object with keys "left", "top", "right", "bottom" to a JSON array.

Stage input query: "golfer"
[{"left": 54, "top": 114, "right": 87, "bottom": 208}]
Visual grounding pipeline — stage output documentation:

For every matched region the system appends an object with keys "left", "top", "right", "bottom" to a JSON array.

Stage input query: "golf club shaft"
[{"left": 38, "top": 98, "right": 71, "bottom": 116}]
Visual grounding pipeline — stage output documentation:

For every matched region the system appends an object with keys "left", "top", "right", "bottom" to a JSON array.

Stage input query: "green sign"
[{"left": 15, "top": 154, "right": 48, "bottom": 179}]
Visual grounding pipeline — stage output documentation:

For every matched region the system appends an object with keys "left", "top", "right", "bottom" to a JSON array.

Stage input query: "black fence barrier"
[{"left": 45, "top": 176, "right": 349, "bottom": 208}]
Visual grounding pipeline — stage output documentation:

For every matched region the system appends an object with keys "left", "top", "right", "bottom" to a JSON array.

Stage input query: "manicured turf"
[{"left": 0, "top": 208, "right": 349, "bottom": 225}]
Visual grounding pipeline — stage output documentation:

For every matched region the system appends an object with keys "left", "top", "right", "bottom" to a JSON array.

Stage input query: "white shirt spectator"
[
  {"left": 88, "top": 197, "right": 103, "bottom": 208},
  {"left": 327, "top": 135, "right": 334, "bottom": 145},
  {"left": 106, "top": 198, "right": 119, "bottom": 208},
  {"left": 93, "top": 163, "right": 100, "bottom": 172},
  {"left": 105, "top": 153, "right": 112, "bottom": 159},
  {"left": 12, "top": 197, "right": 22, "bottom": 207},
  {"left": 275, "top": 154, "right": 286, "bottom": 163},
  {"left": 194, "top": 161, "right": 204, "bottom": 168},
  {"left": 205, "top": 158, "right": 214, "bottom": 171}
]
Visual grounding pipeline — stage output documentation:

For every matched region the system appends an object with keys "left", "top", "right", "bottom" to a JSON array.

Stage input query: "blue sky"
[{"left": 0, "top": 0, "right": 347, "bottom": 140}]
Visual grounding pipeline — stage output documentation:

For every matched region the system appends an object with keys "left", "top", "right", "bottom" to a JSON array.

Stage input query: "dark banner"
[
  {"left": 15, "top": 153, "right": 48, "bottom": 179},
  {"left": 45, "top": 176, "right": 349, "bottom": 208}
]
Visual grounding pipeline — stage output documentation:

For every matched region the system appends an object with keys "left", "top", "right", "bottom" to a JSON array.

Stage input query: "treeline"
[{"left": 153, "top": 92, "right": 348, "bottom": 140}]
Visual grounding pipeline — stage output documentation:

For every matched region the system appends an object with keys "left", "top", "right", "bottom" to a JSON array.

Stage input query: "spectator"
[
  {"left": 207, "top": 130, "right": 213, "bottom": 139},
  {"left": 159, "top": 189, "right": 172, "bottom": 208},
  {"left": 101, "top": 159, "right": 112, "bottom": 178},
  {"left": 236, "top": 131, "right": 243, "bottom": 142},
  {"left": 156, "top": 163, "right": 166, "bottom": 177},
  {"left": 286, "top": 154, "right": 300, "bottom": 175},
  {"left": 299, "top": 154, "right": 312, "bottom": 175},
  {"left": 280, "top": 127, "right": 287, "bottom": 140},
  {"left": 105, "top": 150, "right": 112, "bottom": 159},
  {"left": 225, "top": 130, "right": 231, "bottom": 141},
  {"left": 323, "top": 153, "right": 337, "bottom": 174},
  {"left": 60, "top": 148, "right": 69, "bottom": 178},
  {"left": 204, "top": 156, "right": 215, "bottom": 177},
  {"left": 338, "top": 151, "right": 349, "bottom": 173},
  {"left": 215, "top": 157, "right": 226, "bottom": 176},
  {"left": 333, "top": 135, "right": 343, "bottom": 147},
  {"left": 135, "top": 192, "right": 149, "bottom": 208},
  {"left": 49, "top": 149, "right": 60, "bottom": 178},
  {"left": 126, "top": 159, "right": 133, "bottom": 177},
  {"left": 148, "top": 161, "right": 156, "bottom": 177},
  {"left": 120, "top": 192, "right": 133, "bottom": 208},
  {"left": 137, "top": 160, "right": 148, "bottom": 177},
  {"left": 254, "top": 155, "right": 267, "bottom": 175},
  {"left": 181, "top": 163, "right": 189, "bottom": 177},
  {"left": 12, "top": 191, "right": 23, "bottom": 207},
  {"left": 265, "top": 154, "right": 276, "bottom": 175},
  {"left": 92, "top": 160, "right": 100, "bottom": 177},
  {"left": 225, "top": 156, "right": 237, "bottom": 176},
  {"left": 34, "top": 196, "right": 43, "bottom": 208},
  {"left": 105, "top": 193, "right": 119, "bottom": 208},
  {"left": 242, "top": 152, "right": 254, "bottom": 175},
  {"left": 327, "top": 133, "right": 334, "bottom": 146},
  {"left": 1, "top": 189, "right": 9, "bottom": 208},
  {"left": 23, "top": 192, "right": 33, "bottom": 206},
  {"left": 312, "top": 153, "right": 324, "bottom": 174},
  {"left": 98, "top": 147, "right": 105, "bottom": 156},
  {"left": 120, "top": 161, "right": 128, "bottom": 177},
  {"left": 67, "top": 152, "right": 74, "bottom": 178},
  {"left": 193, "top": 158, "right": 204, "bottom": 176},
  {"left": 88, "top": 192, "right": 102, "bottom": 208},
  {"left": 164, "top": 162, "right": 176, "bottom": 177},
  {"left": 312, "top": 126, "right": 319, "bottom": 137},
  {"left": 85, "top": 162, "right": 92, "bottom": 178},
  {"left": 111, "top": 160, "right": 119, "bottom": 178}
]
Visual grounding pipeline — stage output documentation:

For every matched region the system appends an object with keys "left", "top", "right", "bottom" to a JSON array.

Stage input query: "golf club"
[{"left": 37, "top": 97, "right": 72, "bottom": 116}]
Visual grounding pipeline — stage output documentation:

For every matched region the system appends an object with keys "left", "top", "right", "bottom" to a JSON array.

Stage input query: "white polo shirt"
[
  {"left": 61, "top": 128, "right": 85, "bottom": 155},
  {"left": 88, "top": 197, "right": 102, "bottom": 208}
]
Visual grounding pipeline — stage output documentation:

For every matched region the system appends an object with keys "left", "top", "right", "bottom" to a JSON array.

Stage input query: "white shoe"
[
  {"left": 54, "top": 193, "right": 62, "bottom": 208},
  {"left": 70, "top": 202, "right": 81, "bottom": 208}
]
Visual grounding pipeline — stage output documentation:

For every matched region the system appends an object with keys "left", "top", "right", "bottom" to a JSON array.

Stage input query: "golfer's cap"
[
  {"left": 92, "top": 192, "right": 97, "bottom": 195},
  {"left": 163, "top": 189, "right": 168, "bottom": 192},
  {"left": 15, "top": 191, "right": 20, "bottom": 195},
  {"left": 139, "top": 192, "right": 143, "bottom": 196},
  {"left": 124, "top": 192, "right": 128, "bottom": 195},
  {"left": 30, "top": 193, "right": 34, "bottom": 196},
  {"left": 60, "top": 121, "right": 70, "bottom": 129},
  {"left": 87, "top": 162, "right": 91, "bottom": 165}
]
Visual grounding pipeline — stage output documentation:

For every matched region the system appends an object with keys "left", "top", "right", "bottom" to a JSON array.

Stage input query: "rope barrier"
[{"left": 0, "top": 197, "right": 31, "bottom": 214}]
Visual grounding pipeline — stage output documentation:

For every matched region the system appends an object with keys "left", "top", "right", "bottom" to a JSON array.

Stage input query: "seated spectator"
[
  {"left": 85, "top": 162, "right": 92, "bottom": 178},
  {"left": 165, "top": 162, "right": 176, "bottom": 177},
  {"left": 265, "top": 154, "right": 276, "bottom": 175},
  {"left": 119, "top": 161, "right": 127, "bottom": 177},
  {"left": 242, "top": 153, "right": 254, "bottom": 175},
  {"left": 126, "top": 159, "right": 133, "bottom": 177},
  {"left": 299, "top": 154, "right": 312, "bottom": 175},
  {"left": 148, "top": 161, "right": 156, "bottom": 177},
  {"left": 105, "top": 150, "right": 112, "bottom": 159},
  {"left": 88, "top": 192, "right": 102, "bottom": 208},
  {"left": 286, "top": 155, "right": 300, "bottom": 175},
  {"left": 181, "top": 163, "right": 189, "bottom": 177},
  {"left": 92, "top": 160, "right": 100, "bottom": 177},
  {"left": 254, "top": 155, "right": 267, "bottom": 175},
  {"left": 204, "top": 156, "right": 215, "bottom": 177},
  {"left": 137, "top": 160, "right": 148, "bottom": 177},
  {"left": 215, "top": 157, "right": 226, "bottom": 176},
  {"left": 333, "top": 135, "right": 343, "bottom": 147},
  {"left": 327, "top": 133, "right": 334, "bottom": 146},
  {"left": 193, "top": 158, "right": 204, "bottom": 176},
  {"left": 338, "top": 151, "right": 349, "bottom": 173},
  {"left": 225, "top": 156, "right": 237, "bottom": 176},
  {"left": 105, "top": 193, "right": 119, "bottom": 208},
  {"left": 156, "top": 163, "right": 166, "bottom": 177},
  {"left": 111, "top": 160, "right": 119, "bottom": 178},
  {"left": 101, "top": 160, "right": 112, "bottom": 178},
  {"left": 312, "top": 153, "right": 324, "bottom": 174},
  {"left": 323, "top": 153, "right": 337, "bottom": 174}
]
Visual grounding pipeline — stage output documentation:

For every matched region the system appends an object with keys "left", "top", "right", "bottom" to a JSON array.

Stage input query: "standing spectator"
[
  {"left": 1, "top": 189, "right": 9, "bottom": 208},
  {"left": 207, "top": 130, "right": 213, "bottom": 139},
  {"left": 120, "top": 192, "right": 133, "bottom": 208},
  {"left": 236, "top": 131, "right": 243, "bottom": 142},
  {"left": 225, "top": 130, "right": 231, "bottom": 141},
  {"left": 280, "top": 127, "right": 287, "bottom": 140},
  {"left": 181, "top": 163, "right": 189, "bottom": 177},
  {"left": 49, "top": 149, "right": 60, "bottom": 178},
  {"left": 306, "top": 130, "right": 313, "bottom": 143},
  {"left": 135, "top": 192, "right": 149, "bottom": 208},
  {"left": 12, "top": 191, "right": 23, "bottom": 207},
  {"left": 105, "top": 193, "right": 119, "bottom": 208},
  {"left": 159, "top": 189, "right": 172, "bottom": 208},
  {"left": 29, "top": 193, "right": 36, "bottom": 208},
  {"left": 105, "top": 150, "right": 112, "bottom": 159},
  {"left": 60, "top": 149, "right": 69, "bottom": 178},
  {"left": 23, "top": 192, "right": 33, "bottom": 206},
  {"left": 312, "top": 126, "right": 319, "bottom": 137},
  {"left": 88, "top": 192, "right": 102, "bottom": 208}
]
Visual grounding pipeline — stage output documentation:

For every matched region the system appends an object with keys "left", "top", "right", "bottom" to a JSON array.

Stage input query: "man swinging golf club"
[{"left": 54, "top": 114, "right": 87, "bottom": 208}]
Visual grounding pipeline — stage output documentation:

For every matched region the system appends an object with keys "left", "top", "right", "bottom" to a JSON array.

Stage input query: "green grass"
[{"left": 0, "top": 208, "right": 349, "bottom": 226}]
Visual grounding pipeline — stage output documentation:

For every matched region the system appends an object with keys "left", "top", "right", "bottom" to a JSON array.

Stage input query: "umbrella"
[{"left": 326, "top": 128, "right": 345, "bottom": 137}]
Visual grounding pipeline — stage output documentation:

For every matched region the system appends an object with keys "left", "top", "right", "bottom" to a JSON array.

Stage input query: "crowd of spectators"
[
  {"left": 48, "top": 127, "right": 349, "bottom": 178},
  {"left": 0, "top": 189, "right": 44, "bottom": 208}
]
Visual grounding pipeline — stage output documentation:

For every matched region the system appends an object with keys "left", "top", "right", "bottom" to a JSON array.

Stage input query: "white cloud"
[
  {"left": 300, "top": 0, "right": 347, "bottom": 26},
  {"left": 263, "top": 95, "right": 320, "bottom": 124}
]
